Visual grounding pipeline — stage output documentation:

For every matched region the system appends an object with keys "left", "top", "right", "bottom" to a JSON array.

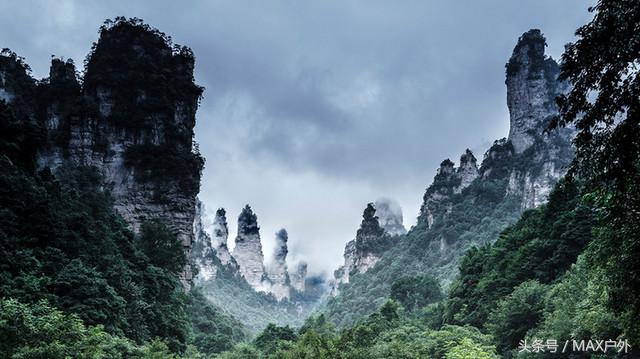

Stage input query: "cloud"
[{"left": 0, "top": 0, "right": 594, "bottom": 276}]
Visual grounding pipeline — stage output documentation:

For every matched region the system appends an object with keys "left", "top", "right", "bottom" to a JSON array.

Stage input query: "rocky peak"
[
  {"left": 49, "top": 58, "right": 80, "bottom": 91},
  {"left": 331, "top": 202, "right": 398, "bottom": 294},
  {"left": 212, "top": 208, "right": 229, "bottom": 247},
  {"left": 266, "top": 228, "right": 291, "bottom": 300},
  {"left": 456, "top": 149, "right": 479, "bottom": 192},
  {"left": 233, "top": 205, "right": 268, "bottom": 290},
  {"left": 206, "top": 207, "right": 235, "bottom": 267},
  {"left": 192, "top": 200, "right": 217, "bottom": 281},
  {"left": 506, "top": 29, "right": 563, "bottom": 154},
  {"left": 3, "top": 19, "right": 204, "bottom": 290},
  {"left": 290, "top": 262, "right": 307, "bottom": 292},
  {"left": 418, "top": 153, "right": 480, "bottom": 228},
  {"left": 0, "top": 49, "right": 36, "bottom": 114},
  {"left": 438, "top": 159, "right": 455, "bottom": 176},
  {"left": 373, "top": 198, "right": 407, "bottom": 236},
  {"left": 237, "top": 205, "right": 259, "bottom": 237},
  {"left": 273, "top": 228, "right": 289, "bottom": 264}
]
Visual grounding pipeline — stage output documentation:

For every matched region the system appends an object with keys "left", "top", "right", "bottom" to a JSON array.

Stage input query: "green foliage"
[
  {"left": 324, "top": 139, "right": 531, "bottom": 328},
  {"left": 254, "top": 324, "right": 298, "bottom": 355},
  {"left": 0, "top": 100, "right": 44, "bottom": 172},
  {"left": 521, "top": 256, "right": 622, "bottom": 359},
  {"left": 390, "top": 275, "right": 443, "bottom": 311},
  {"left": 51, "top": 258, "right": 127, "bottom": 332},
  {"left": 486, "top": 280, "right": 547, "bottom": 356},
  {"left": 139, "top": 221, "right": 187, "bottom": 274},
  {"left": 445, "top": 338, "right": 498, "bottom": 359},
  {"left": 186, "top": 290, "right": 247, "bottom": 355},
  {"left": 216, "top": 343, "right": 262, "bottom": 359},
  {"left": 0, "top": 108, "right": 192, "bottom": 352},
  {"left": 354, "top": 203, "right": 390, "bottom": 256},
  {"left": 124, "top": 144, "right": 204, "bottom": 196},
  {"left": 196, "top": 258, "right": 312, "bottom": 336},
  {"left": 84, "top": 17, "right": 203, "bottom": 131},
  {"left": 0, "top": 298, "right": 144, "bottom": 359},
  {"left": 445, "top": 179, "right": 595, "bottom": 329},
  {"left": 550, "top": 0, "right": 640, "bottom": 346}
]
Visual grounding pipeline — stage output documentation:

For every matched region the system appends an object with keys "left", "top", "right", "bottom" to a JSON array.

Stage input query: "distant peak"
[
  {"left": 274, "top": 228, "right": 289, "bottom": 263},
  {"left": 237, "top": 205, "right": 259, "bottom": 236},
  {"left": 460, "top": 149, "right": 476, "bottom": 164}
]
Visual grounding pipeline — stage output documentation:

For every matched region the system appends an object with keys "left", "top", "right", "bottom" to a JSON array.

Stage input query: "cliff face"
[
  {"left": 503, "top": 29, "right": 573, "bottom": 210},
  {"left": 418, "top": 152, "right": 479, "bottom": 228},
  {"left": 211, "top": 208, "right": 235, "bottom": 266},
  {"left": 374, "top": 198, "right": 407, "bottom": 236},
  {"left": 0, "top": 19, "right": 204, "bottom": 289},
  {"left": 331, "top": 201, "right": 403, "bottom": 294},
  {"left": 192, "top": 202, "right": 306, "bottom": 301},
  {"left": 506, "top": 30, "right": 567, "bottom": 154},
  {"left": 266, "top": 229, "right": 292, "bottom": 300},
  {"left": 232, "top": 205, "right": 268, "bottom": 290},
  {"left": 417, "top": 29, "right": 573, "bottom": 228},
  {"left": 290, "top": 262, "right": 308, "bottom": 293},
  {"left": 192, "top": 201, "right": 240, "bottom": 283},
  {"left": 325, "top": 29, "right": 576, "bottom": 326},
  {"left": 193, "top": 200, "right": 218, "bottom": 281}
]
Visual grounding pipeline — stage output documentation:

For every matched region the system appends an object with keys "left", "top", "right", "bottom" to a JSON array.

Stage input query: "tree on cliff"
[{"left": 552, "top": 0, "right": 640, "bottom": 344}]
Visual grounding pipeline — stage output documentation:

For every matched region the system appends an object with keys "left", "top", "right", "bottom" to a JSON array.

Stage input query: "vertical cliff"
[
  {"left": 232, "top": 205, "right": 268, "bottom": 290},
  {"left": 506, "top": 29, "right": 566, "bottom": 154},
  {"left": 0, "top": 18, "right": 204, "bottom": 289},
  {"left": 211, "top": 208, "right": 235, "bottom": 266},
  {"left": 266, "top": 229, "right": 292, "bottom": 300},
  {"left": 193, "top": 200, "right": 218, "bottom": 281},
  {"left": 325, "top": 29, "right": 575, "bottom": 327},
  {"left": 503, "top": 29, "right": 573, "bottom": 210},
  {"left": 290, "top": 262, "right": 308, "bottom": 293},
  {"left": 331, "top": 201, "right": 404, "bottom": 294}
]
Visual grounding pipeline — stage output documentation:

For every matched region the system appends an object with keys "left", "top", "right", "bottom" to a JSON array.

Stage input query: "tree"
[
  {"left": 390, "top": 275, "right": 443, "bottom": 311},
  {"left": 445, "top": 338, "right": 498, "bottom": 359},
  {"left": 552, "top": 0, "right": 640, "bottom": 345},
  {"left": 139, "top": 220, "right": 186, "bottom": 274},
  {"left": 486, "top": 280, "right": 547, "bottom": 356},
  {"left": 0, "top": 298, "right": 142, "bottom": 358},
  {"left": 254, "top": 323, "right": 297, "bottom": 354}
]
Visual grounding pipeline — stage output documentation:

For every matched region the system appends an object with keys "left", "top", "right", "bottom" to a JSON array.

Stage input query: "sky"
[{"left": 0, "top": 0, "right": 594, "bottom": 277}]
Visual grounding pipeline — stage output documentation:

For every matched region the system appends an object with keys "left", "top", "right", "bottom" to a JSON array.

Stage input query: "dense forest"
[{"left": 1, "top": 0, "right": 639, "bottom": 358}]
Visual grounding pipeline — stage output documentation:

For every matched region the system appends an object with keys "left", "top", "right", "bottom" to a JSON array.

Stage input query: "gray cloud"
[{"left": 0, "top": 0, "right": 594, "bottom": 275}]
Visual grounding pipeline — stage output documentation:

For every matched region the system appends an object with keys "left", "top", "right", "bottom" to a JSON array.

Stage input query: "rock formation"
[
  {"left": 266, "top": 229, "right": 292, "bottom": 300},
  {"left": 191, "top": 201, "right": 241, "bottom": 283},
  {"left": 503, "top": 29, "right": 573, "bottom": 209},
  {"left": 373, "top": 198, "right": 407, "bottom": 236},
  {"left": 0, "top": 19, "right": 203, "bottom": 290},
  {"left": 232, "top": 205, "right": 268, "bottom": 290},
  {"left": 332, "top": 202, "right": 399, "bottom": 293},
  {"left": 456, "top": 150, "right": 479, "bottom": 193},
  {"left": 211, "top": 208, "right": 235, "bottom": 266},
  {"left": 506, "top": 29, "right": 568, "bottom": 154},
  {"left": 290, "top": 262, "right": 308, "bottom": 293},
  {"left": 192, "top": 200, "right": 218, "bottom": 281},
  {"left": 417, "top": 29, "right": 573, "bottom": 228},
  {"left": 418, "top": 150, "right": 480, "bottom": 228}
]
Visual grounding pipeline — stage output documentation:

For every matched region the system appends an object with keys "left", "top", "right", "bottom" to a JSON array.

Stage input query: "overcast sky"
[{"left": 0, "top": 0, "right": 594, "bottom": 277}]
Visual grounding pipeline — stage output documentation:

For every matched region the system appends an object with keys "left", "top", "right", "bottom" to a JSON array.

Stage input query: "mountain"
[
  {"left": 323, "top": 29, "right": 574, "bottom": 328},
  {"left": 232, "top": 205, "right": 270, "bottom": 291},
  {"left": 331, "top": 199, "right": 406, "bottom": 294},
  {"left": 0, "top": 18, "right": 204, "bottom": 289},
  {"left": 190, "top": 202, "right": 325, "bottom": 335},
  {"left": 266, "top": 228, "right": 293, "bottom": 301},
  {"left": 0, "top": 17, "right": 248, "bottom": 355}
]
